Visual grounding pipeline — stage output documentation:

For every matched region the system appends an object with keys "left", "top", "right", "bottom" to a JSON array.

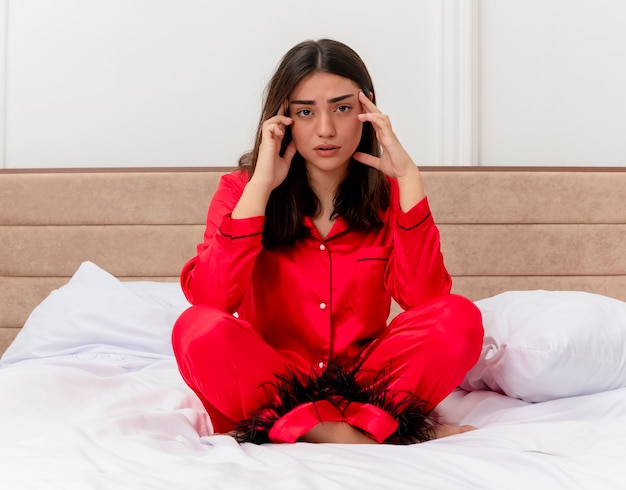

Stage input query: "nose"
[{"left": 316, "top": 112, "right": 336, "bottom": 137}]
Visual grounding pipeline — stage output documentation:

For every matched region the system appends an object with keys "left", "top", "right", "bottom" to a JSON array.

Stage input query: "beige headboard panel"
[{"left": 1, "top": 167, "right": 625, "bottom": 354}]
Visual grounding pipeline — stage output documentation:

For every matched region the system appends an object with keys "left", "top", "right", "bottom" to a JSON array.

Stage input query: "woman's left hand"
[{"left": 353, "top": 92, "right": 418, "bottom": 181}]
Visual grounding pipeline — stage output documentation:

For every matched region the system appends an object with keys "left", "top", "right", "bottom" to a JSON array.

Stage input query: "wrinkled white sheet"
[
  {"left": 2, "top": 265, "right": 626, "bottom": 489},
  {"left": 2, "top": 353, "right": 626, "bottom": 490}
]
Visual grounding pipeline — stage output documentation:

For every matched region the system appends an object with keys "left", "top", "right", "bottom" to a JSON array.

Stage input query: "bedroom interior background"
[
  {"left": 1, "top": 4, "right": 626, "bottom": 486},
  {"left": 1, "top": 1, "right": 625, "bottom": 352}
]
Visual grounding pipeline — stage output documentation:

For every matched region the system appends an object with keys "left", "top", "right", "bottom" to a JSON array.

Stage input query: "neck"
[{"left": 306, "top": 165, "right": 347, "bottom": 210}]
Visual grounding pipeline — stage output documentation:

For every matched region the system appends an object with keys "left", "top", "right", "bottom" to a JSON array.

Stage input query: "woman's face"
[{"left": 288, "top": 72, "right": 364, "bottom": 179}]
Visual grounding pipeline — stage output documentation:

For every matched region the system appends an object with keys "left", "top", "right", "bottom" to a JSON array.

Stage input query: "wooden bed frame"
[{"left": 1, "top": 166, "right": 625, "bottom": 355}]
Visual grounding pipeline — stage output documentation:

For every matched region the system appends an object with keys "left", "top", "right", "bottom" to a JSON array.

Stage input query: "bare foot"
[{"left": 434, "top": 424, "right": 477, "bottom": 439}]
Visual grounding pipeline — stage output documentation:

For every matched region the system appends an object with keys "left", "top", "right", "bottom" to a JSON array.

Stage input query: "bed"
[{"left": 1, "top": 166, "right": 625, "bottom": 489}]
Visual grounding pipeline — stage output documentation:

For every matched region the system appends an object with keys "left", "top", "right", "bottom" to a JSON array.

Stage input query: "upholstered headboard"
[{"left": 1, "top": 167, "right": 625, "bottom": 354}]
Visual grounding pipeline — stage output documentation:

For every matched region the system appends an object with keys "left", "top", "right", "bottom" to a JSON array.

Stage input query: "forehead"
[{"left": 290, "top": 72, "right": 360, "bottom": 101}]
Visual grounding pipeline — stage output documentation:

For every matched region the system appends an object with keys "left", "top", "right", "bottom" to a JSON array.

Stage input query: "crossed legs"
[{"left": 172, "top": 294, "right": 483, "bottom": 443}]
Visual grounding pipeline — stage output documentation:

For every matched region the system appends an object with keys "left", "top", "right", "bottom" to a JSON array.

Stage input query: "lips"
[{"left": 314, "top": 145, "right": 340, "bottom": 157}]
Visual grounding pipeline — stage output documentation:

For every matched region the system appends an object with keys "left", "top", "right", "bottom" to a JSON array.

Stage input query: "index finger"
[{"left": 359, "top": 91, "right": 380, "bottom": 114}]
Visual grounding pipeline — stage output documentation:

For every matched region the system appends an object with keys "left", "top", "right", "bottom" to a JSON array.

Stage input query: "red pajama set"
[{"left": 172, "top": 170, "right": 483, "bottom": 443}]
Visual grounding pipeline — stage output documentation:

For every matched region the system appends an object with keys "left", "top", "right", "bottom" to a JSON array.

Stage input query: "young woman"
[{"left": 172, "top": 39, "right": 483, "bottom": 445}]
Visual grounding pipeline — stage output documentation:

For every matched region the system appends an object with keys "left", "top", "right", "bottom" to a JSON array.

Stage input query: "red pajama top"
[{"left": 180, "top": 170, "right": 452, "bottom": 371}]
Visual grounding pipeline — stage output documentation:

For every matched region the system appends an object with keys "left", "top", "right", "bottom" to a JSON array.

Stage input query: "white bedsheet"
[
  {"left": 2, "top": 263, "right": 626, "bottom": 489},
  {"left": 2, "top": 354, "right": 626, "bottom": 489}
]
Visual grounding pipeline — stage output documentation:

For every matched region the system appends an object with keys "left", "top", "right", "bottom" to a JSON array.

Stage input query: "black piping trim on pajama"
[
  {"left": 356, "top": 257, "right": 389, "bottom": 263},
  {"left": 397, "top": 212, "right": 431, "bottom": 231},
  {"left": 218, "top": 227, "right": 263, "bottom": 240},
  {"left": 327, "top": 244, "right": 335, "bottom": 359}
]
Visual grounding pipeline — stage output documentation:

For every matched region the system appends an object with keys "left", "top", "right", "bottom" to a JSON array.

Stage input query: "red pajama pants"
[{"left": 172, "top": 294, "right": 483, "bottom": 443}]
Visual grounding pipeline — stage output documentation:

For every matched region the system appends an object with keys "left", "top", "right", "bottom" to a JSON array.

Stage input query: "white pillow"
[
  {"left": 462, "top": 290, "right": 626, "bottom": 402},
  {"left": 1, "top": 261, "right": 190, "bottom": 365}
]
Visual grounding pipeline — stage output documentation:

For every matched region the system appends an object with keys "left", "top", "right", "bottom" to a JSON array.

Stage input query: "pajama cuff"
[
  {"left": 396, "top": 196, "right": 433, "bottom": 231},
  {"left": 268, "top": 400, "right": 398, "bottom": 444},
  {"left": 218, "top": 214, "right": 265, "bottom": 240}
]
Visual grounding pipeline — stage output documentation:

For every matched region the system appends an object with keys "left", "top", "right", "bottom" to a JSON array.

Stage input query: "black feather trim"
[{"left": 233, "top": 359, "right": 438, "bottom": 444}]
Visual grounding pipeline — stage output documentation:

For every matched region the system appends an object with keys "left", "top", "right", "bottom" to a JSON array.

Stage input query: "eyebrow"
[{"left": 290, "top": 93, "right": 355, "bottom": 105}]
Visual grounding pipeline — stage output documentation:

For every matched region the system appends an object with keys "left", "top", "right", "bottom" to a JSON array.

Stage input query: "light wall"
[
  {"left": 1, "top": 0, "right": 625, "bottom": 168},
  {"left": 479, "top": 0, "right": 626, "bottom": 166}
]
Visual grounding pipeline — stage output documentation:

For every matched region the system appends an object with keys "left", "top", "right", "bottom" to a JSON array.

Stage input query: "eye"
[
  {"left": 295, "top": 108, "right": 313, "bottom": 117},
  {"left": 336, "top": 105, "right": 351, "bottom": 113}
]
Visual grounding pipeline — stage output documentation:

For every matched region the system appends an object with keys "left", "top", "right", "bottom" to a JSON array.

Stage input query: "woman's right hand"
[
  {"left": 252, "top": 105, "right": 297, "bottom": 191},
  {"left": 232, "top": 105, "right": 297, "bottom": 219}
]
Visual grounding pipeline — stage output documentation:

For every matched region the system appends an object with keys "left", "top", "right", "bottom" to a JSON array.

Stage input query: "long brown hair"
[{"left": 239, "top": 39, "right": 390, "bottom": 249}]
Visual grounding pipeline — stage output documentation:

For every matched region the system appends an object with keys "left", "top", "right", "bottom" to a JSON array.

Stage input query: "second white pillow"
[{"left": 462, "top": 290, "right": 626, "bottom": 402}]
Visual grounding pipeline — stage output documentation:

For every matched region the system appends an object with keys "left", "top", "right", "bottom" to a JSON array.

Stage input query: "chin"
[{"left": 305, "top": 155, "right": 352, "bottom": 173}]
